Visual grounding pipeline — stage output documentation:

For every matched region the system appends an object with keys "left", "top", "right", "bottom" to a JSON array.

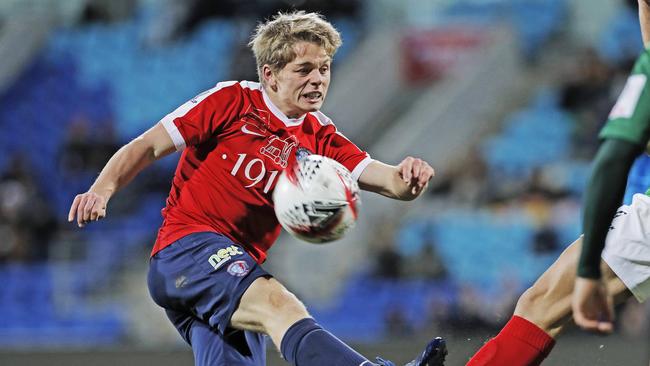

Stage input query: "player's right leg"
[{"left": 466, "top": 237, "right": 630, "bottom": 366}]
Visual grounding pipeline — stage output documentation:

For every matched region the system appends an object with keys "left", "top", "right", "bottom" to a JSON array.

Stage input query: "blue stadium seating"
[
  {"left": 596, "top": 6, "right": 643, "bottom": 65},
  {"left": 0, "top": 263, "right": 126, "bottom": 347},
  {"left": 443, "top": 0, "right": 568, "bottom": 59},
  {"left": 370, "top": 82, "right": 582, "bottom": 339},
  {"left": 481, "top": 106, "right": 574, "bottom": 179},
  {"left": 308, "top": 274, "right": 457, "bottom": 342},
  {"left": 0, "top": 0, "right": 601, "bottom": 345}
]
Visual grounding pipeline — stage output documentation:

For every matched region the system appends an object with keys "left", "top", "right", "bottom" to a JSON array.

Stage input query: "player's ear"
[{"left": 262, "top": 65, "right": 277, "bottom": 92}]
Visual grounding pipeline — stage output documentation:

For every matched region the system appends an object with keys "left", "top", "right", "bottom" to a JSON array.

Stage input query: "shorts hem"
[
  {"left": 216, "top": 268, "right": 273, "bottom": 334},
  {"left": 602, "top": 250, "right": 648, "bottom": 302}
]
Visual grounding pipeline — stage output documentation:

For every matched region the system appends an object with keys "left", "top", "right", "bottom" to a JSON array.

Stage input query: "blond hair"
[{"left": 249, "top": 11, "right": 342, "bottom": 85}]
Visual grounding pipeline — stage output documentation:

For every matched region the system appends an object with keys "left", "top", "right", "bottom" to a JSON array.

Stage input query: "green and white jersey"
[
  {"left": 601, "top": 49, "right": 650, "bottom": 147},
  {"left": 601, "top": 49, "right": 650, "bottom": 203}
]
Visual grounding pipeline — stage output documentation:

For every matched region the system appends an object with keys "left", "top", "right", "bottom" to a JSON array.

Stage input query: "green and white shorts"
[{"left": 602, "top": 193, "right": 650, "bottom": 302}]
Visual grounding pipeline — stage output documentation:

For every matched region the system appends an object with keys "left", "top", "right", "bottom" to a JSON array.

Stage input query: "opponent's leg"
[
  {"left": 466, "top": 237, "right": 630, "bottom": 366},
  {"left": 514, "top": 237, "right": 628, "bottom": 337},
  {"left": 231, "top": 276, "right": 446, "bottom": 366}
]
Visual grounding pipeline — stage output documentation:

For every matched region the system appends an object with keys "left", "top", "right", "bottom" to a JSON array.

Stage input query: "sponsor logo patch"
[
  {"left": 609, "top": 74, "right": 647, "bottom": 119},
  {"left": 208, "top": 245, "right": 244, "bottom": 270},
  {"left": 227, "top": 260, "right": 250, "bottom": 277}
]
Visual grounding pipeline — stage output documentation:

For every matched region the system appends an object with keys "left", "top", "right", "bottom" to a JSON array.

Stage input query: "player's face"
[{"left": 266, "top": 42, "right": 331, "bottom": 118}]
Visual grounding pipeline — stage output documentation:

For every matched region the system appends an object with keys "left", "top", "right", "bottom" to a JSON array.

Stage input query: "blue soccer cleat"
[
  {"left": 375, "top": 337, "right": 447, "bottom": 366},
  {"left": 406, "top": 337, "right": 447, "bottom": 366}
]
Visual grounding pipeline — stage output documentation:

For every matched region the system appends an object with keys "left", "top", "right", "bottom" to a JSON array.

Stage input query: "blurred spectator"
[
  {"left": 425, "top": 294, "right": 454, "bottom": 332},
  {"left": 518, "top": 169, "right": 562, "bottom": 254},
  {"left": 531, "top": 225, "right": 559, "bottom": 254},
  {"left": 559, "top": 48, "right": 615, "bottom": 158},
  {"left": 143, "top": 0, "right": 363, "bottom": 47},
  {"left": 80, "top": 0, "right": 136, "bottom": 24},
  {"left": 91, "top": 120, "right": 121, "bottom": 170},
  {"left": 370, "top": 216, "right": 403, "bottom": 279},
  {"left": 560, "top": 48, "right": 612, "bottom": 113},
  {"left": 59, "top": 115, "right": 119, "bottom": 175},
  {"left": 431, "top": 147, "right": 492, "bottom": 206},
  {"left": 403, "top": 237, "right": 448, "bottom": 280},
  {"left": 384, "top": 305, "right": 413, "bottom": 336},
  {"left": 0, "top": 155, "right": 57, "bottom": 262},
  {"left": 229, "top": 20, "right": 260, "bottom": 82},
  {"left": 59, "top": 115, "right": 94, "bottom": 174},
  {"left": 373, "top": 241, "right": 402, "bottom": 279},
  {"left": 451, "top": 284, "right": 491, "bottom": 331}
]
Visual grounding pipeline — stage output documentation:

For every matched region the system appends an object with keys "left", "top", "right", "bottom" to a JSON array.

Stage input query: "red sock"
[{"left": 466, "top": 316, "right": 556, "bottom": 366}]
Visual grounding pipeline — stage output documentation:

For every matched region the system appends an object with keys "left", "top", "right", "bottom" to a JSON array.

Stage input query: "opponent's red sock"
[{"left": 466, "top": 315, "right": 556, "bottom": 366}]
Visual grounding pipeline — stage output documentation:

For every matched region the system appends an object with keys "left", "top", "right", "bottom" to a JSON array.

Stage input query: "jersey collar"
[{"left": 261, "top": 87, "right": 306, "bottom": 127}]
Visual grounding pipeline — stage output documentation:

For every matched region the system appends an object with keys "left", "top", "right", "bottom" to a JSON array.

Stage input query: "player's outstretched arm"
[
  {"left": 358, "top": 157, "right": 434, "bottom": 200},
  {"left": 573, "top": 138, "right": 642, "bottom": 333},
  {"left": 67, "top": 123, "right": 176, "bottom": 227}
]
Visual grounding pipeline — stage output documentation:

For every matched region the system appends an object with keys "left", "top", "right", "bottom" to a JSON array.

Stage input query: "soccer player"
[
  {"left": 466, "top": 1, "right": 650, "bottom": 365},
  {"left": 67, "top": 11, "right": 446, "bottom": 366},
  {"left": 572, "top": 0, "right": 650, "bottom": 336}
]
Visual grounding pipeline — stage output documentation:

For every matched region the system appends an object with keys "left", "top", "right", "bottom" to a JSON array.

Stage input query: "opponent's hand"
[
  {"left": 572, "top": 277, "right": 614, "bottom": 334},
  {"left": 398, "top": 156, "right": 434, "bottom": 196},
  {"left": 68, "top": 191, "right": 108, "bottom": 228}
]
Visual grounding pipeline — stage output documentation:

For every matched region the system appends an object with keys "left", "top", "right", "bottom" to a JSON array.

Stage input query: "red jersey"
[{"left": 153, "top": 81, "right": 372, "bottom": 263}]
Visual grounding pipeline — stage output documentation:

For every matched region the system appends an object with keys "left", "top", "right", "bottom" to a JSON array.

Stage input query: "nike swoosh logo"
[{"left": 241, "top": 124, "right": 265, "bottom": 137}]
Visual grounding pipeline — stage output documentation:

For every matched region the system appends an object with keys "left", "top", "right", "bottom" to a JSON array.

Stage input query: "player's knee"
[
  {"left": 515, "top": 283, "right": 549, "bottom": 320},
  {"left": 515, "top": 281, "right": 567, "bottom": 334},
  {"left": 247, "top": 279, "right": 309, "bottom": 326},
  {"left": 266, "top": 286, "right": 309, "bottom": 319},
  {"left": 234, "top": 279, "right": 309, "bottom": 335}
]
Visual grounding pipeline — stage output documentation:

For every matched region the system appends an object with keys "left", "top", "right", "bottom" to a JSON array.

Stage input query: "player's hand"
[
  {"left": 68, "top": 191, "right": 108, "bottom": 228},
  {"left": 398, "top": 156, "right": 434, "bottom": 196},
  {"left": 572, "top": 277, "right": 614, "bottom": 334}
]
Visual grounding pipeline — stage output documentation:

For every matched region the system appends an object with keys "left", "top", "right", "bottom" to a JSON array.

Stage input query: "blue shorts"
[{"left": 147, "top": 232, "right": 270, "bottom": 366}]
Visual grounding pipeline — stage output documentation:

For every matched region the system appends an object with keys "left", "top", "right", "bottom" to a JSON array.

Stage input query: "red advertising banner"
[{"left": 401, "top": 27, "right": 488, "bottom": 84}]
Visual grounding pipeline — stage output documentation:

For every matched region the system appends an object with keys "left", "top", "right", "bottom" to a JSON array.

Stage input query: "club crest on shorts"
[{"left": 227, "top": 260, "right": 250, "bottom": 277}]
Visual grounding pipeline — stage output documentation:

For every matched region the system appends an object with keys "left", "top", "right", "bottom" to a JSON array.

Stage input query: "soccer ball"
[{"left": 273, "top": 154, "right": 360, "bottom": 243}]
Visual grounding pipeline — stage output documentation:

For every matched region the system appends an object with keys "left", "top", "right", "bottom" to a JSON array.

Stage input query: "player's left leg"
[
  {"left": 148, "top": 232, "right": 270, "bottom": 366},
  {"left": 468, "top": 193, "right": 650, "bottom": 366},
  {"left": 231, "top": 276, "right": 448, "bottom": 366},
  {"left": 165, "top": 308, "right": 266, "bottom": 365}
]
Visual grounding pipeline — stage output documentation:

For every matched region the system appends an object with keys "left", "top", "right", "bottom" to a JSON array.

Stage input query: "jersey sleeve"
[
  {"left": 313, "top": 112, "right": 373, "bottom": 181},
  {"left": 160, "top": 81, "right": 244, "bottom": 150},
  {"left": 600, "top": 50, "right": 650, "bottom": 146}
]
